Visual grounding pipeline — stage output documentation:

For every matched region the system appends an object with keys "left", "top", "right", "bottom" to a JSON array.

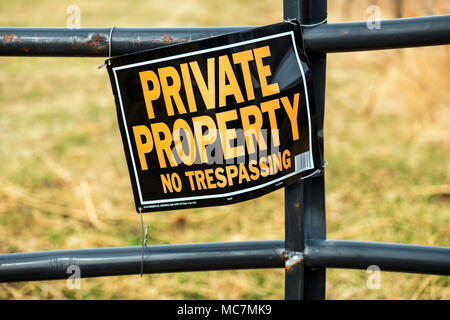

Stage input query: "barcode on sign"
[{"left": 295, "top": 151, "right": 313, "bottom": 173}]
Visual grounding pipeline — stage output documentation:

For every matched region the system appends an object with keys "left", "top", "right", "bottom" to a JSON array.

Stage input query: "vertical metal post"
[
  {"left": 284, "top": 0, "right": 327, "bottom": 300},
  {"left": 284, "top": 182, "right": 305, "bottom": 300}
]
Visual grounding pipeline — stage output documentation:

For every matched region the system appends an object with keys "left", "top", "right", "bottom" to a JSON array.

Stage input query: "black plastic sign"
[{"left": 107, "top": 21, "right": 321, "bottom": 213}]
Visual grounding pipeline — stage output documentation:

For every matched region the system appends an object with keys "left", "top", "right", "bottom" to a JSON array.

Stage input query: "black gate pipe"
[
  {"left": 284, "top": 0, "right": 328, "bottom": 301},
  {"left": 0, "top": 15, "right": 449, "bottom": 56},
  {"left": 305, "top": 240, "right": 450, "bottom": 276},
  {"left": 305, "top": 14, "right": 450, "bottom": 52},
  {"left": 1, "top": 240, "right": 449, "bottom": 283},
  {"left": 0, "top": 27, "right": 249, "bottom": 57},
  {"left": 1, "top": 2, "right": 449, "bottom": 299},
  {"left": 0, "top": 241, "right": 285, "bottom": 283}
]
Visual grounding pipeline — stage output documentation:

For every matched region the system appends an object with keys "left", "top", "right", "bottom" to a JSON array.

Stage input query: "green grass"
[{"left": 0, "top": 0, "right": 449, "bottom": 300}]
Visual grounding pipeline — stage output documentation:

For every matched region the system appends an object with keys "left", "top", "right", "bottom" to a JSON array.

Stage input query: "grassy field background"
[{"left": 0, "top": 0, "right": 449, "bottom": 299}]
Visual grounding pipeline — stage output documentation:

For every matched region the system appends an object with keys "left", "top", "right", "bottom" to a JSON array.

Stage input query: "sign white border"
[{"left": 112, "top": 31, "right": 314, "bottom": 207}]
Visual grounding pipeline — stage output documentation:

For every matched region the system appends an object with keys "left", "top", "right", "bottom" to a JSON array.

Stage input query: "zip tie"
[
  {"left": 301, "top": 168, "right": 321, "bottom": 180},
  {"left": 139, "top": 207, "right": 146, "bottom": 278},
  {"left": 300, "top": 15, "right": 328, "bottom": 27},
  {"left": 283, "top": 19, "right": 298, "bottom": 26},
  {"left": 98, "top": 26, "right": 116, "bottom": 69},
  {"left": 284, "top": 16, "right": 328, "bottom": 28},
  {"left": 144, "top": 225, "right": 149, "bottom": 247},
  {"left": 300, "top": 160, "right": 328, "bottom": 180}
]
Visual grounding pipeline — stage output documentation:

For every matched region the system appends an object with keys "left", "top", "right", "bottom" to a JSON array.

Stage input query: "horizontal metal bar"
[
  {"left": 0, "top": 26, "right": 249, "bottom": 57},
  {"left": 305, "top": 14, "right": 450, "bottom": 52},
  {"left": 1, "top": 240, "right": 448, "bottom": 283},
  {"left": 0, "top": 15, "right": 448, "bottom": 57},
  {"left": 305, "top": 240, "right": 450, "bottom": 276},
  {"left": 0, "top": 241, "right": 285, "bottom": 283}
]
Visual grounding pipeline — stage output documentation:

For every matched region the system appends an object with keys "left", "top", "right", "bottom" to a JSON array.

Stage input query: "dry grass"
[{"left": 0, "top": 0, "right": 449, "bottom": 299}]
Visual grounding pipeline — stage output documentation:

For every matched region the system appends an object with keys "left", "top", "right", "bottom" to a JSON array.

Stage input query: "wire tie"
[
  {"left": 139, "top": 207, "right": 147, "bottom": 278},
  {"left": 98, "top": 25, "right": 116, "bottom": 69}
]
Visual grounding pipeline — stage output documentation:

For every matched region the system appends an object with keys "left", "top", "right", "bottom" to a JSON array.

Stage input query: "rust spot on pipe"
[
  {"left": 85, "top": 34, "right": 105, "bottom": 49},
  {"left": 163, "top": 33, "right": 174, "bottom": 43},
  {"left": 23, "top": 48, "right": 29, "bottom": 53},
  {"left": 293, "top": 202, "right": 300, "bottom": 208},
  {"left": 152, "top": 33, "right": 188, "bottom": 45},
  {"left": 285, "top": 257, "right": 302, "bottom": 272},
  {"left": 4, "top": 34, "right": 14, "bottom": 42},
  {"left": 283, "top": 251, "right": 304, "bottom": 273}
]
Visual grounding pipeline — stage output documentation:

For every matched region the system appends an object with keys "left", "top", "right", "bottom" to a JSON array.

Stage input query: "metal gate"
[{"left": 0, "top": 0, "right": 449, "bottom": 300}]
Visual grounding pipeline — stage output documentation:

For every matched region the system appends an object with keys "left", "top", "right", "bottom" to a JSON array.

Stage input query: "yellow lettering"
[
  {"left": 239, "top": 105, "right": 267, "bottom": 154},
  {"left": 253, "top": 46, "right": 280, "bottom": 97},
  {"left": 218, "top": 54, "right": 244, "bottom": 107},
  {"left": 158, "top": 66, "right": 186, "bottom": 116},
  {"left": 216, "top": 110, "right": 245, "bottom": 160},
  {"left": 180, "top": 63, "right": 197, "bottom": 113},
  {"left": 139, "top": 70, "right": 160, "bottom": 119},
  {"left": 189, "top": 59, "right": 215, "bottom": 110},
  {"left": 151, "top": 122, "right": 176, "bottom": 168},
  {"left": 280, "top": 93, "right": 300, "bottom": 141},
  {"left": 260, "top": 98, "right": 281, "bottom": 147},
  {"left": 173, "top": 118, "right": 196, "bottom": 166},
  {"left": 192, "top": 115, "right": 217, "bottom": 164},
  {"left": 232, "top": 50, "right": 255, "bottom": 101},
  {"left": 132, "top": 125, "right": 153, "bottom": 171}
]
